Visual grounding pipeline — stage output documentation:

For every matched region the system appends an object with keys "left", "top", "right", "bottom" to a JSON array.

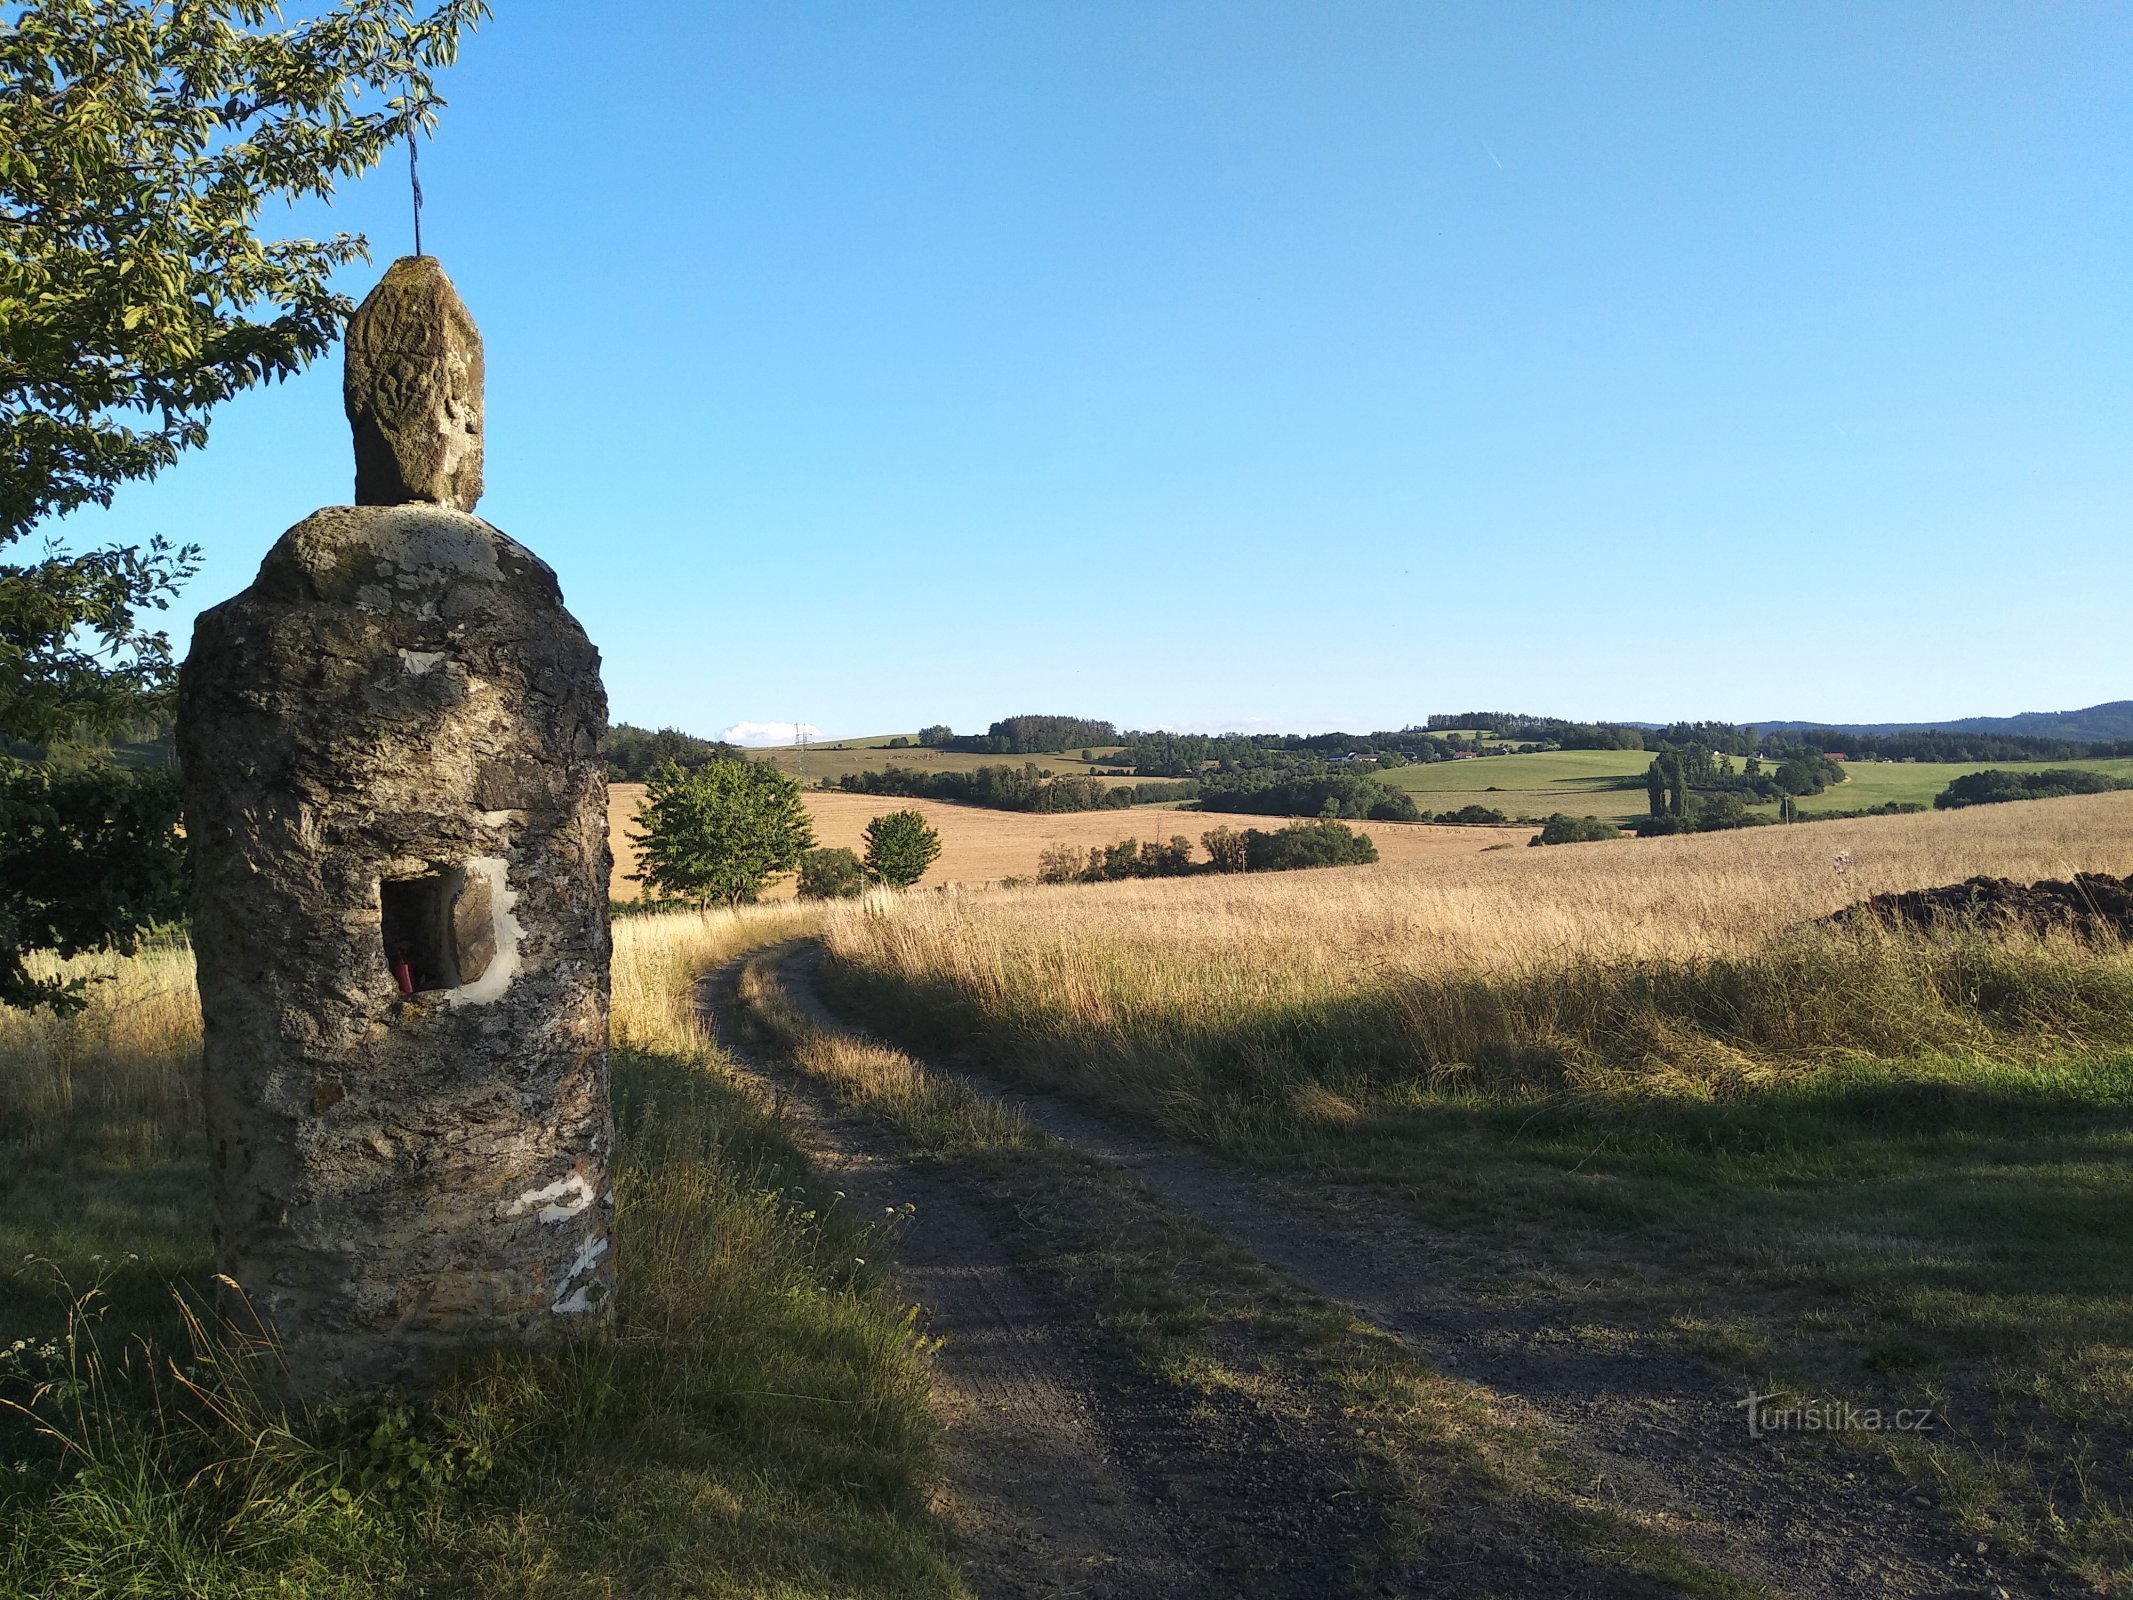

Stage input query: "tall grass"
[
  {"left": 824, "top": 793, "right": 2133, "bottom": 1125},
  {"left": 819, "top": 793, "right": 2133, "bottom": 1590},
  {"left": 0, "top": 943, "right": 202, "bottom": 1165},
  {"left": 2, "top": 901, "right": 966, "bottom": 1597}
]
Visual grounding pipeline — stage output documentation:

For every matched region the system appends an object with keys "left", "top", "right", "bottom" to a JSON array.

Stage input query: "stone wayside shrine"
[{"left": 176, "top": 257, "right": 615, "bottom": 1395}]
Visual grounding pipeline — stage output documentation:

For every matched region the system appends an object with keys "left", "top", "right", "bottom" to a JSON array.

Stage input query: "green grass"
[
  {"left": 1, "top": 949, "right": 964, "bottom": 1598},
  {"left": 1363, "top": 747, "right": 2133, "bottom": 824},
  {"left": 1787, "top": 757, "right": 2133, "bottom": 814},
  {"left": 1373, "top": 748, "right": 1661, "bottom": 822}
]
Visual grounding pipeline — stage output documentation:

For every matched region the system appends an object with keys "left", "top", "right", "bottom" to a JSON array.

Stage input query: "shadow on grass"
[
  {"left": 2, "top": 1041, "right": 963, "bottom": 1600},
  {"left": 824, "top": 949, "right": 2133, "bottom": 1587}
]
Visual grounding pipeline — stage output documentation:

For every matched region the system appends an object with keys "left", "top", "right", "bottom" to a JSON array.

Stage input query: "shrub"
[
  {"left": 862, "top": 811, "right": 943, "bottom": 889},
  {"left": 1433, "top": 803, "right": 1508, "bottom": 826},
  {"left": 630, "top": 760, "right": 814, "bottom": 906},
  {"left": 1037, "top": 843, "right": 1086, "bottom": 885},
  {"left": 796, "top": 847, "right": 867, "bottom": 899},
  {"left": 1201, "top": 826, "right": 1249, "bottom": 874},
  {"left": 1530, "top": 814, "right": 1622, "bottom": 846},
  {"left": 1242, "top": 820, "right": 1378, "bottom": 872}
]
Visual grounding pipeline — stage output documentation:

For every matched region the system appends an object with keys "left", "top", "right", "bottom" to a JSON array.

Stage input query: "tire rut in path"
[
  {"left": 781, "top": 945, "right": 2052, "bottom": 1600},
  {"left": 700, "top": 958, "right": 1367, "bottom": 1600}
]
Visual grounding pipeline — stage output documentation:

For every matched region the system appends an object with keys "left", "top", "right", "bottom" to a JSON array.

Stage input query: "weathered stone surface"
[
  {"left": 176, "top": 501, "right": 612, "bottom": 1396},
  {"left": 344, "top": 255, "right": 484, "bottom": 511}
]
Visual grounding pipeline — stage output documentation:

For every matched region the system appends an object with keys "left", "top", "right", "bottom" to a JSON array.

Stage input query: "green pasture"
[
  {"left": 1373, "top": 748, "right": 2133, "bottom": 822},
  {"left": 1787, "top": 757, "right": 2133, "bottom": 813},
  {"left": 1372, "top": 748, "right": 1652, "bottom": 820}
]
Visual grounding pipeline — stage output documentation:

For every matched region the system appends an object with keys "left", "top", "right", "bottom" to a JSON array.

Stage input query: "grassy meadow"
[
  {"left": 1373, "top": 746, "right": 2133, "bottom": 823},
  {"left": 819, "top": 791, "right": 2133, "bottom": 1587},
  {"left": 1788, "top": 755, "right": 2133, "bottom": 813},
  {"left": 0, "top": 904, "right": 971, "bottom": 1599}
]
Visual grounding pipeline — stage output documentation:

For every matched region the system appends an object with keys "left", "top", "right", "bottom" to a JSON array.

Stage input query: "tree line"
[
  {"left": 606, "top": 724, "right": 741, "bottom": 781},
  {"left": 914, "top": 715, "right": 1118, "bottom": 755},
  {"left": 1933, "top": 769, "right": 2133, "bottom": 809},
  {"left": 1036, "top": 819, "right": 1379, "bottom": 884},
  {"left": 837, "top": 763, "right": 1195, "bottom": 812}
]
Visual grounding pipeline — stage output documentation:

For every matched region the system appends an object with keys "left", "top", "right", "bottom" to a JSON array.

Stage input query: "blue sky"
[{"left": 58, "top": 1, "right": 2132, "bottom": 741}]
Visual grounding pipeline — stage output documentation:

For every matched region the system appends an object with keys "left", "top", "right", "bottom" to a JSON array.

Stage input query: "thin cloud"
[{"left": 720, "top": 720, "right": 823, "bottom": 748}]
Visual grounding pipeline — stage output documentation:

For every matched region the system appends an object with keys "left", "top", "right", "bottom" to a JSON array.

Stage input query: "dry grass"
[
  {"left": 814, "top": 791, "right": 2133, "bottom": 1588},
  {"left": 821, "top": 791, "right": 2133, "bottom": 1103},
  {"left": 0, "top": 943, "right": 203, "bottom": 1165},
  {"left": 0, "top": 905, "right": 824, "bottom": 1161},
  {"left": 606, "top": 784, "right": 1529, "bottom": 902},
  {"left": 1, "top": 900, "right": 965, "bottom": 1599}
]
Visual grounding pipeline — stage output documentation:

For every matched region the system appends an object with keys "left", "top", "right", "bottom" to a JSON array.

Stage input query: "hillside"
[{"left": 1755, "top": 698, "right": 2133, "bottom": 743}]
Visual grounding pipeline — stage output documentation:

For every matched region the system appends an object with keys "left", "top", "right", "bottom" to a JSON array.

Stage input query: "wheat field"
[
  {"left": 821, "top": 791, "right": 2133, "bottom": 1099},
  {"left": 605, "top": 784, "right": 1531, "bottom": 901}
]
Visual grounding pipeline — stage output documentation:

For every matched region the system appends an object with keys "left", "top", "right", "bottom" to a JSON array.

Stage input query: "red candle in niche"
[{"left": 391, "top": 941, "right": 415, "bottom": 996}]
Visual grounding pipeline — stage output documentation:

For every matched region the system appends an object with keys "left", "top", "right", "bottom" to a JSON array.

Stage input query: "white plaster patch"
[
  {"left": 398, "top": 649, "right": 445, "bottom": 675},
  {"left": 480, "top": 810, "right": 518, "bottom": 827},
  {"left": 442, "top": 857, "right": 523, "bottom": 1007},
  {"left": 561, "top": 1232, "right": 609, "bottom": 1282},
  {"left": 549, "top": 1230, "right": 611, "bottom": 1315},
  {"left": 509, "top": 1171, "right": 594, "bottom": 1224}
]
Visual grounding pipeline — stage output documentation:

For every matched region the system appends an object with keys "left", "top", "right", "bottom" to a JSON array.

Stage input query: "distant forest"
[
  {"left": 606, "top": 725, "right": 739, "bottom": 781},
  {"left": 838, "top": 763, "right": 1193, "bottom": 813}
]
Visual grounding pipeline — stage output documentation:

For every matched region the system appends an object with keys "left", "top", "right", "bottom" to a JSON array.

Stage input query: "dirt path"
[
  {"left": 700, "top": 959, "right": 1377, "bottom": 1600},
  {"left": 776, "top": 946, "right": 2052, "bottom": 1600}
]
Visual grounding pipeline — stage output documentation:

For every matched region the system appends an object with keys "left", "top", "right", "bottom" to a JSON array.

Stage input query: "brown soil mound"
[{"left": 1833, "top": 872, "right": 2133, "bottom": 940}]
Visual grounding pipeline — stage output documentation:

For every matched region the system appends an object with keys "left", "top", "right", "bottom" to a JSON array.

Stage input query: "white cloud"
[{"left": 720, "top": 720, "right": 823, "bottom": 748}]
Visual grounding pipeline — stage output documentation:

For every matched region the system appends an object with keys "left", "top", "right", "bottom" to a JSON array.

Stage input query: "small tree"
[
  {"left": 1530, "top": 813, "right": 1622, "bottom": 847},
  {"left": 1201, "top": 825, "right": 1248, "bottom": 874},
  {"left": 1036, "top": 842, "right": 1085, "bottom": 884},
  {"left": 796, "top": 846, "right": 866, "bottom": 900},
  {"left": 631, "top": 759, "right": 814, "bottom": 907},
  {"left": 862, "top": 809, "right": 942, "bottom": 889}
]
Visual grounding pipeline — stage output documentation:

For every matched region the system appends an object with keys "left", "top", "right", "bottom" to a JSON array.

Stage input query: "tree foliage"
[
  {"left": 796, "top": 845, "right": 867, "bottom": 900},
  {"left": 2, "top": 0, "right": 487, "bottom": 555},
  {"left": 605, "top": 723, "right": 737, "bottom": 782},
  {"left": 861, "top": 809, "right": 942, "bottom": 889},
  {"left": 0, "top": 758, "right": 186, "bottom": 1009},
  {"left": 1934, "top": 768, "right": 2133, "bottom": 810},
  {"left": 1530, "top": 814, "right": 1621, "bottom": 846},
  {"left": 1, "top": 0, "right": 486, "bottom": 1007},
  {"left": 630, "top": 760, "right": 814, "bottom": 907},
  {"left": 837, "top": 761, "right": 1193, "bottom": 813}
]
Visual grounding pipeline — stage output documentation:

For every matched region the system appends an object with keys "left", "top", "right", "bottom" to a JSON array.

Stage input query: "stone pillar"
[{"left": 176, "top": 258, "right": 614, "bottom": 1396}]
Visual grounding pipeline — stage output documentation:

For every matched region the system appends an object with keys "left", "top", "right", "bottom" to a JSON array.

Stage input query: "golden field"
[
  {"left": 819, "top": 790, "right": 2133, "bottom": 1099},
  {"left": 829, "top": 789, "right": 2133, "bottom": 973},
  {"left": 605, "top": 784, "right": 1531, "bottom": 901}
]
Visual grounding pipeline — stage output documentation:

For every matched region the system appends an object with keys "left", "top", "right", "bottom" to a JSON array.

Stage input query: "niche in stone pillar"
[{"left": 380, "top": 861, "right": 511, "bottom": 998}]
